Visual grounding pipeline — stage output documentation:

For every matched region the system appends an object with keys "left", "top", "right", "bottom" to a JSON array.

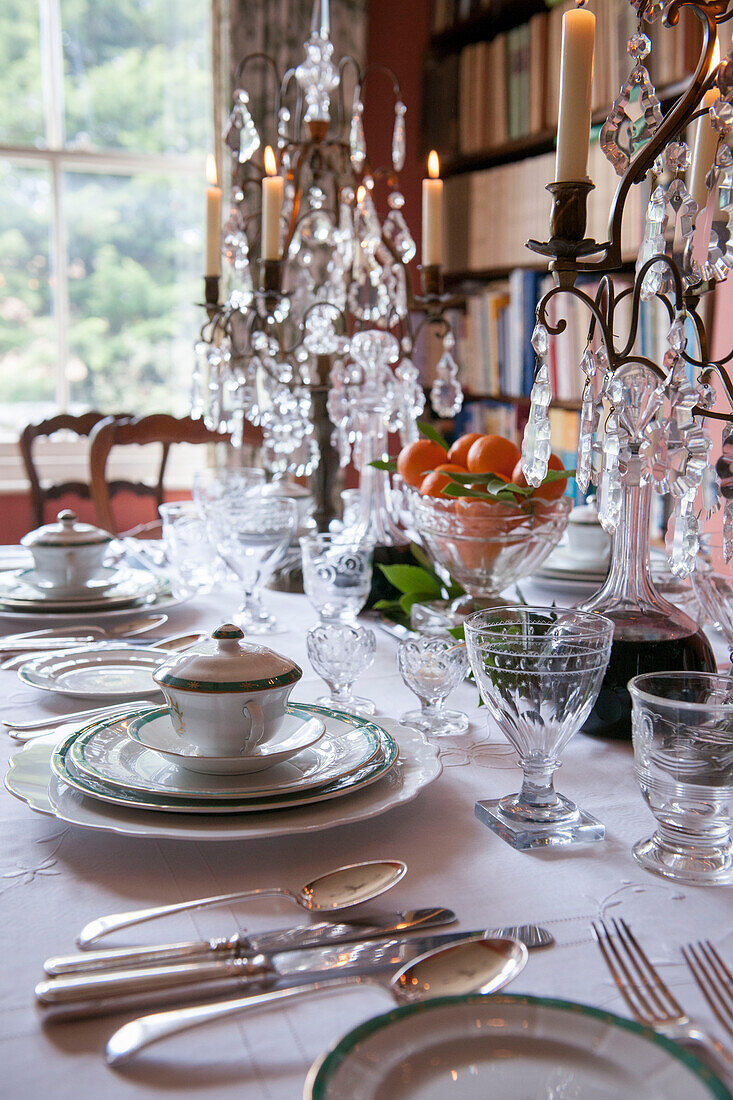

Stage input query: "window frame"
[{"left": 0, "top": 0, "right": 224, "bottom": 490}]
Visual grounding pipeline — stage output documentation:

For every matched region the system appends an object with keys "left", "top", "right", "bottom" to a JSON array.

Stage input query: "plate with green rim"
[
  {"left": 51, "top": 721, "right": 398, "bottom": 814},
  {"left": 68, "top": 703, "right": 386, "bottom": 800},
  {"left": 305, "top": 994, "right": 731, "bottom": 1100}
]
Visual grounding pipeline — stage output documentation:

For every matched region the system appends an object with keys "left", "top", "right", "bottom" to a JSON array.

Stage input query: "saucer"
[
  {"left": 128, "top": 705, "right": 328, "bottom": 774},
  {"left": 21, "top": 566, "right": 120, "bottom": 597}
]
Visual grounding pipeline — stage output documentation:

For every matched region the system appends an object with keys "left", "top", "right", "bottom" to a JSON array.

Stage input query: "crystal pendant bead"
[
  {"left": 637, "top": 176, "right": 699, "bottom": 299},
  {"left": 576, "top": 379, "right": 596, "bottom": 494},
  {"left": 628, "top": 31, "right": 651, "bottom": 60},
  {"left": 531, "top": 321, "right": 549, "bottom": 359},
  {"left": 666, "top": 490, "right": 699, "bottom": 577},
  {"left": 224, "top": 89, "right": 261, "bottom": 164},
  {"left": 430, "top": 338, "right": 464, "bottom": 418},
  {"left": 295, "top": 31, "right": 339, "bottom": 124},
  {"left": 383, "top": 200, "right": 416, "bottom": 262},
  {"left": 392, "top": 101, "right": 406, "bottom": 172},
  {"left": 350, "top": 97, "right": 366, "bottom": 171},
  {"left": 711, "top": 97, "right": 733, "bottom": 136},
  {"left": 701, "top": 465, "right": 722, "bottom": 519},
  {"left": 521, "top": 359, "right": 552, "bottom": 487}
]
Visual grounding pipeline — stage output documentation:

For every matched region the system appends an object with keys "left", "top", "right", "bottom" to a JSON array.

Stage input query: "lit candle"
[
  {"left": 422, "top": 150, "right": 443, "bottom": 266},
  {"left": 555, "top": 2, "right": 595, "bottom": 182},
  {"left": 261, "top": 145, "right": 284, "bottom": 261},
  {"left": 690, "top": 42, "right": 721, "bottom": 213},
  {"left": 205, "top": 154, "right": 222, "bottom": 277}
]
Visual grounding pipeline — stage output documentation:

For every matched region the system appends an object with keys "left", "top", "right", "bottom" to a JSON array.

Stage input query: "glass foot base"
[
  {"left": 632, "top": 833, "right": 733, "bottom": 886},
  {"left": 316, "top": 694, "right": 376, "bottom": 717},
  {"left": 400, "top": 708, "right": 469, "bottom": 738},
  {"left": 475, "top": 799, "right": 605, "bottom": 850}
]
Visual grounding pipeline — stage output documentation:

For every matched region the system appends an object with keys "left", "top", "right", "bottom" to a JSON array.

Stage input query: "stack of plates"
[
  {"left": 534, "top": 546, "right": 609, "bottom": 590},
  {"left": 5, "top": 703, "right": 442, "bottom": 841},
  {"left": 0, "top": 566, "right": 178, "bottom": 622}
]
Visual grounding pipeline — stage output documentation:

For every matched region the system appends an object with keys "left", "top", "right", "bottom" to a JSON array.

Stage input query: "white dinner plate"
[
  {"left": 52, "top": 723, "right": 397, "bottom": 814},
  {"left": 0, "top": 567, "right": 165, "bottom": 612},
  {"left": 17, "top": 645, "right": 169, "bottom": 700},
  {"left": 68, "top": 704, "right": 385, "bottom": 799},
  {"left": 128, "top": 705, "right": 334, "bottom": 775},
  {"left": 306, "top": 994, "right": 729, "bottom": 1100},
  {"left": 5, "top": 719, "right": 440, "bottom": 839},
  {"left": 0, "top": 587, "right": 183, "bottom": 625}
]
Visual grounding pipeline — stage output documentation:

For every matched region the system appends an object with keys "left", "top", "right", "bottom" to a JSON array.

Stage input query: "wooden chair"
[
  {"left": 19, "top": 411, "right": 132, "bottom": 528},
  {"left": 89, "top": 413, "right": 259, "bottom": 534}
]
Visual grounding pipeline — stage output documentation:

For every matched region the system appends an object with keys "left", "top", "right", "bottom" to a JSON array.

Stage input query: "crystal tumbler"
[
  {"left": 465, "top": 606, "right": 613, "bottom": 850},
  {"left": 398, "top": 635, "right": 469, "bottom": 736},
  {"left": 629, "top": 671, "right": 733, "bottom": 885},
  {"left": 300, "top": 534, "right": 374, "bottom": 622},
  {"left": 306, "top": 623, "right": 376, "bottom": 716}
]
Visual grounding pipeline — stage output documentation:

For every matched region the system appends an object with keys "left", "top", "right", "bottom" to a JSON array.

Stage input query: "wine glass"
[
  {"left": 397, "top": 635, "right": 469, "bottom": 736},
  {"left": 465, "top": 606, "right": 613, "bottom": 850},
  {"left": 306, "top": 623, "right": 376, "bottom": 716},
  {"left": 199, "top": 480, "right": 298, "bottom": 634},
  {"left": 192, "top": 467, "right": 266, "bottom": 513}
]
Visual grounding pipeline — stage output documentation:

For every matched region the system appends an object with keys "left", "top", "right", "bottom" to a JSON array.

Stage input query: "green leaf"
[
  {"left": 409, "top": 544, "right": 443, "bottom": 586},
  {"left": 543, "top": 467, "right": 575, "bottom": 482},
  {"left": 378, "top": 564, "right": 443, "bottom": 598},
  {"left": 417, "top": 420, "right": 449, "bottom": 451},
  {"left": 369, "top": 459, "right": 397, "bottom": 472},
  {"left": 373, "top": 599, "right": 401, "bottom": 612}
]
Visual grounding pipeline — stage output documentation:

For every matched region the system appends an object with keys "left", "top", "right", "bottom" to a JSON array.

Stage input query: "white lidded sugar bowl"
[
  {"left": 152, "top": 624, "right": 302, "bottom": 757},
  {"left": 20, "top": 509, "right": 113, "bottom": 593}
]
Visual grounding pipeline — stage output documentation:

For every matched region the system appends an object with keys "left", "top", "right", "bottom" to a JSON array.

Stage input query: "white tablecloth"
[{"left": 1, "top": 576, "right": 732, "bottom": 1098}]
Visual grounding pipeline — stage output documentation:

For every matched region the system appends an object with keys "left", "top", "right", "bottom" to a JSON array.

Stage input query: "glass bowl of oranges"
[{"left": 399, "top": 431, "right": 573, "bottom": 611}]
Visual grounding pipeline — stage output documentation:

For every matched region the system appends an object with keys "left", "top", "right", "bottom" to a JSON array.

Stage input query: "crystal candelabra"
[
  {"left": 192, "top": 0, "right": 464, "bottom": 539},
  {"left": 524, "top": 0, "right": 733, "bottom": 740}
]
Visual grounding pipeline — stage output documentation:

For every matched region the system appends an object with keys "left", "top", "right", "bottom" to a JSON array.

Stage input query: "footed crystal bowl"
[{"left": 405, "top": 488, "right": 571, "bottom": 606}]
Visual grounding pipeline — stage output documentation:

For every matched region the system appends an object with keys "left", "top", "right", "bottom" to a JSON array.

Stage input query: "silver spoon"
[
  {"left": 78, "top": 861, "right": 408, "bottom": 949},
  {"left": 106, "top": 935, "right": 528, "bottom": 1066},
  {"left": 4, "top": 701, "right": 158, "bottom": 735}
]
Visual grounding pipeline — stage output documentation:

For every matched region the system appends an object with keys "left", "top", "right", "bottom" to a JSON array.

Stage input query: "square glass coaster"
[{"left": 474, "top": 799, "right": 605, "bottom": 850}]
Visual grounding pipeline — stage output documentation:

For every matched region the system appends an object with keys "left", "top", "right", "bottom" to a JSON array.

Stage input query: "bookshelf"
[{"left": 417, "top": 0, "right": 700, "bottom": 464}]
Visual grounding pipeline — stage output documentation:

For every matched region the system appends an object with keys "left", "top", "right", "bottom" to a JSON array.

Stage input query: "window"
[{"left": 0, "top": 0, "right": 214, "bottom": 469}]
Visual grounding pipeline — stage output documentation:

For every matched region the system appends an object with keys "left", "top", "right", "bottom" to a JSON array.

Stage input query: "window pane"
[
  {"left": 0, "top": 2, "right": 45, "bottom": 147},
  {"left": 0, "top": 160, "right": 56, "bottom": 439},
  {"left": 61, "top": 0, "right": 211, "bottom": 155},
  {"left": 64, "top": 170, "right": 203, "bottom": 412}
]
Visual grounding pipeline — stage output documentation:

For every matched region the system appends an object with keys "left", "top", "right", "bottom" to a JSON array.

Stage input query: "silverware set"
[
  {"left": 594, "top": 918, "right": 733, "bottom": 1085},
  {"left": 33, "top": 858, "right": 553, "bottom": 1066}
]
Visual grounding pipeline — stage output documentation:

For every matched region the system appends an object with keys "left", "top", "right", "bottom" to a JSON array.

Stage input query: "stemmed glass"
[
  {"left": 300, "top": 533, "right": 374, "bottom": 621},
  {"left": 397, "top": 636, "right": 469, "bottom": 736},
  {"left": 465, "top": 606, "right": 613, "bottom": 850},
  {"left": 306, "top": 623, "right": 376, "bottom": 716},
  {"left": 195, "top": 470, "right": 297, "bottom": 634}
]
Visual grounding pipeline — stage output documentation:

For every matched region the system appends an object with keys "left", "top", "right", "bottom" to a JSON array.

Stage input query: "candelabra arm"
[{"left": 537, "top": 283, "right": 616, "bottom": 358}]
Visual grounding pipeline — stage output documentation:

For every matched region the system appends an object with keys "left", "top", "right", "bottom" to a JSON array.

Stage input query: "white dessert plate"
[
  {"left": 306, "top": 994, "right": 728, "bottom": 1100},
  {"left": 127, "top": 703, "right": 370, "bottom": 776},
  {"left": 0, "top": 586, "right": 182, "bottom": 624},
  {"left": 68, "top": 705, "right": 385, "bottom": 798},
  {"left": 5, "top": 719, "right": 440, "bottom": 840},
  {"left": 17, "top": 645, "right": 169, "bottom": 700},
  {"left": 20, "top": 565, "right": 121, "bottom": 597}
]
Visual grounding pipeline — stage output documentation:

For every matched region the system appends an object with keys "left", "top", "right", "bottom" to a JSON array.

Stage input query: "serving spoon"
[
  {"left": 106, "top": 935, "right": 528, "bottom": 1066},
  {"left": 78, "top": 861, "right": 408, "bottom": 949}
]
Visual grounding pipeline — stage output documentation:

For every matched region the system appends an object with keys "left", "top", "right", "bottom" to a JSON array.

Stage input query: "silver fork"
[
  {"left": 683, "top": 941, "right": 733, "bottom": 1042},
  {"left": 593, "top": 918, "right": 733, "bottom": 1086}
]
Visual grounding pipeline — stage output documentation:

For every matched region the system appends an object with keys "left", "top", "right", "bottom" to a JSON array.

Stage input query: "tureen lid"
[
  {"left": 153, "top": 624, "right": 302, "bottom": 693},
  {"left": 21, "top": 509, "right": 113, "bottom": 549}
]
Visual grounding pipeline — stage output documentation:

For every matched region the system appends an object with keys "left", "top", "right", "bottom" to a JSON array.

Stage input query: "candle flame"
[
  {"left": 356, "top": 184, "right": 366, "bottom": 204},
  {"left": 428, "top": 150, "right": 440, "bottom": 179},
  {"left": 264, "top": 145, "right": 277, "bottom": 177},
  {"left": 206, "top": 154, "right": 218, "bottom": 187}
]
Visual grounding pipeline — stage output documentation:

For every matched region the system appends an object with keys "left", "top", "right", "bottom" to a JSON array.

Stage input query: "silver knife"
[
  {"left": 36, "top": 928, "right": 488, "bottom": 1013},
  {"left": 43, "top": 906, "right": 456, "bottom": 976}
]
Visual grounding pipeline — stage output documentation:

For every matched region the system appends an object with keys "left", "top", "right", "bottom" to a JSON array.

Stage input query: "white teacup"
[
  {"left": 20, "top": 509, "right": 113, "bottom": 593},
  {"left": 152, "top": 624, "right": 302, "bottom": 757}
]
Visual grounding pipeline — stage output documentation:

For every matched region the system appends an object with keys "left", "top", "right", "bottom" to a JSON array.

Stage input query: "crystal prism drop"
[
  {"left": 725, "top": 498, "right": 733, "bottom": 564},
  {"left": 392, "top": 102, "right": 406, "bottom": 172},
  {"left": 637, "top": 175, "right": 700, "bottom": 299},
  {"left": 666, "top": 490, "right": 699, "bottom": 577},
  {"left": 701, "top": 465, "right": 722, "bottom": 518},
  {"left": 430, "top": 338, "right": 463, "bottom": 417},
  {"left": 350, "top": 98, "right": 366, "bottom": 171},
  {"left": 702, "top": 149, "right": 733, "bottom": 282},
  {"left": 597, "top": 411, "right": 623, "bottom": 532},
  {"left": 600, "top": 53, "right": 662, "bottom": 176},
  {"left": 295, "top": 30, "right": 339, "bottom": 124},
  {"left": 521, "top": 361, "right": 552, "bottom": 487},
  {"left": 576, "top": 378, "right": 595, "bottom": 494},
  {"left": 382, "top": 204, "right": 416, "bottom": 263},
  {"left": 224, "top": 90, "right": 261, "bottom": 165}
]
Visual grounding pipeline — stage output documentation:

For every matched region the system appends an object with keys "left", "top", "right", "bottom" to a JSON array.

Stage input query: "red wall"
[{"left": 0, "top": 490, "right": 191, "bottom": 544}]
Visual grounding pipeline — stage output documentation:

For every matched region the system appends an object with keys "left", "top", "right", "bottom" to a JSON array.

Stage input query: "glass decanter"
[{"left": 580, "top": 477, "right": 715, "bottom": 740}]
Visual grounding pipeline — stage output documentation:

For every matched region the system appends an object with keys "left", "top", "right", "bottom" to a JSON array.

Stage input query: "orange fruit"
[
  {"left": 419, "top": 464, "right": 464, "bottom": 497},
  {"left": 397, "top": 439, "right": 447, "bottom": 489},
  {"left": 466, "top": 434, "right": 521, "bottom": 478},
  {"left": 447, "top": 432, "right": 483, "bottom": 467},
  {"left": 511, "top": 453, "right": 568, "bottom": 501}
]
